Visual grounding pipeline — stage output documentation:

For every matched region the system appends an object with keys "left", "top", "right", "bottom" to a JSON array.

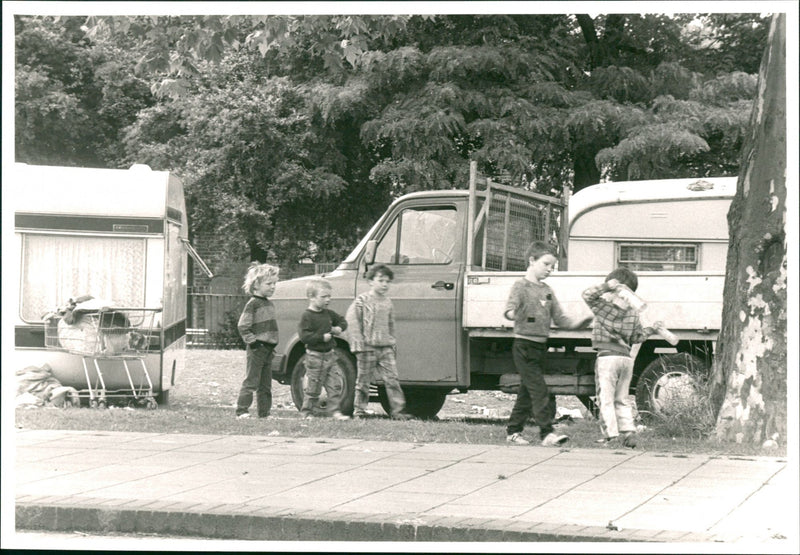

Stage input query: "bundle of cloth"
[{"left": 16, "top": 364, "right": 79, "bottom": 408}]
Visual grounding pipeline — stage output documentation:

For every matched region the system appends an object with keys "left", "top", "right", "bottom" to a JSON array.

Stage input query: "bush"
[{"left": 209, "top": 311, "right": 245, "bottom": 350}]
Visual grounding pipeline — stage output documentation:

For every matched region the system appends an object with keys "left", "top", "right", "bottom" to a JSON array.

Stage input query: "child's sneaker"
[
  {"left": 595, "top": 436, "right": 617, "bottom": 445},
  {"left": 352, "top": 411, "right": 367, "bottom": 419},
  {"left": 236, "top": 413, "right": 250, "bottom": 420},
  {"left": 506, "top": 433, "right": 529, "bottom": 445},
  {"left": 621, "top": 432, "right": 638, "bottom": 448},
  {"left": 299, "top": 410, "right": 314, "bottom": 420},
  {"left": 540, "top": 432, "right": 569, "bottom": 447},
  {"left": 332, "top": 411, "right": 351, "bottom": 421}
]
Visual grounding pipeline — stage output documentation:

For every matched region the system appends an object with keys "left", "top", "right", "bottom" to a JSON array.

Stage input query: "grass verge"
[{"left": 14, "top": 349, "right": 786, "bottom": 458}]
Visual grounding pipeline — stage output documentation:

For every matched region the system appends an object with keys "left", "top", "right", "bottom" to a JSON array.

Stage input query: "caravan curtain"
[{"left": 21, "top": 234, "right": 146, "bottom": 322}]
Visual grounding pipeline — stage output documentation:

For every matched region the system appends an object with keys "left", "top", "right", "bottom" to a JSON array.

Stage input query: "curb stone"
[{"left": 15, "top": 500, "right": 717, "bottom": 542}]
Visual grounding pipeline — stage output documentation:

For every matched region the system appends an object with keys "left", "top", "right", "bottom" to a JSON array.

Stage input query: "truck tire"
[
  {"left": 290, "top": 347, "right": 357, "bottom": 416},
  {"left": 379, "top": 386, "right": 448, "bottom": 420},
  {"left": 635, "top": 353, "right": 708, "bottom": 419}
]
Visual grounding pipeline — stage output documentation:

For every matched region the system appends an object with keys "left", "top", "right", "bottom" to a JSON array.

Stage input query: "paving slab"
[{"left": 11, "top": 429, "right": 799, "bottom": 549}]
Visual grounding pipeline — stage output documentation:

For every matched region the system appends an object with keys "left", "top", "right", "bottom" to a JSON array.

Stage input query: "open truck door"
[{"left": 358, "top": 200, "right": 462, "bottom": 385}]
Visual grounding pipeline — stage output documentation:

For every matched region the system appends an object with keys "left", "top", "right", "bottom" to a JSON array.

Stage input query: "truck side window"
[{"left": 374, "top": 206, "right": 457, "bottom": 265}]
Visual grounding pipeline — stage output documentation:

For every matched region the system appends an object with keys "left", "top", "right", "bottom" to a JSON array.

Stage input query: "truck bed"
[{"left": 463, "top": 270, "right": 725, "bottom": 339}]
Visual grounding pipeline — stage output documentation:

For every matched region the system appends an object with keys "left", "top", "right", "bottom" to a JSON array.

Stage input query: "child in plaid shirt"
[{"left": 582, "top": 268, "right": 662, "bottom": 448}]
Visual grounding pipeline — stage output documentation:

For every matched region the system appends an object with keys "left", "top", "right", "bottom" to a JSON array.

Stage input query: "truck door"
[{"left": 357, "top": 202, "right": 461, "bottom": 384}]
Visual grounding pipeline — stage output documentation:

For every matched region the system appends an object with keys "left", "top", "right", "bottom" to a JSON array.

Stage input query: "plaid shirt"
[{"left": 582, "top": 282, "right": 653, "bottom": 355}]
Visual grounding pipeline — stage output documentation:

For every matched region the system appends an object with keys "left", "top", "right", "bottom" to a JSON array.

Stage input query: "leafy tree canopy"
[{"left": 14, "top": 12, "right": 768, "bottom": 264}]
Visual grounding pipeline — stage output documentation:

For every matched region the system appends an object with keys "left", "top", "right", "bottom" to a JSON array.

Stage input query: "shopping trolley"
[{"left": 45, "top": 307, "right": 162, "bottom": 409}]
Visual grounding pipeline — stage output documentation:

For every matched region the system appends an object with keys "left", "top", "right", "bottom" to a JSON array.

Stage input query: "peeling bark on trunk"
[{"left": 712, "top": 14, "right": 787, "bottom": 444}]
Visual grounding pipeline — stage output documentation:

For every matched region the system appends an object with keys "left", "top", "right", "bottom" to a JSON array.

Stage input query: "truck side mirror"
[
  {"left": 364, "top": 240, "right": 377, "bottom": 265},
  {"left": 363, "top": 240, "right": 377, "bottom": 274}
]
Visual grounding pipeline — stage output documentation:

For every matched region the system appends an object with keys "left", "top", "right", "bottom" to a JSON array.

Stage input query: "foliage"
[
  {"left": 596, "top": 79, "right": 754, "bottom": 181},
  {"left": 15, "top": 16, "right": 154, "bottom": 167},
  {"left": 14, "top": 12, "right": 766, "bottom": 265},
  {"left": 680, "top": 13, "right": 770, "bottom": 75}
]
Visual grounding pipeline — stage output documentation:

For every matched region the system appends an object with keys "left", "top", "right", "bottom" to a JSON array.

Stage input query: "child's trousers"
[
  {"left": 236, "top": 342, "right": 274, "bottom": 417},
  {"left": 300, "top": 349, "right": 344, "bottom": 414},
  {"left": 594, "top": 354, "right": 636, "bottom": 438},
  {"left": 507, "top": 338, "right": 556, "bottom": 439},
  {"left": 354, "top": 346, "right": 405, "bottom": 416}
]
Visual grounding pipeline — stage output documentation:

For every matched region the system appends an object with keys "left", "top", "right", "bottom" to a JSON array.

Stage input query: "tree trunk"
[
  {"left": 572, "top": 144, "right": 602, "bottom": 193},
  {"left": 711, "top": 14, "right": 787, "bottom": 444}
]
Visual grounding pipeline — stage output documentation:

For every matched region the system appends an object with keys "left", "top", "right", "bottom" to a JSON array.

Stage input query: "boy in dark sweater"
[
  {"left": 236, "top": 262, "right": 280, "bottom": 419},
  {"left": 298, "top": 278, "right": 350, "bottom": 420}
]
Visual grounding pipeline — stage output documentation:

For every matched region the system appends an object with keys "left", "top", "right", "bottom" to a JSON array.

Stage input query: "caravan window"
[
  {"left": 617, "top": 242, "right": 698, "bottom": 271},
  {"left": 20, "top": 234, "right": 147, "bottom": 322}
]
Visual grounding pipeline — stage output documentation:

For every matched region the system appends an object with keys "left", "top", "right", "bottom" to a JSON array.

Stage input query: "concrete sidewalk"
[{"left": 11, "top": 429, "right": 798, "bottom": 548}]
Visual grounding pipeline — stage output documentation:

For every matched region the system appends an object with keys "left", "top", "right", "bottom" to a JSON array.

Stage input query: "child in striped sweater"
[{"left": 236, "top": 262, "right": 280, "bottom": 419}]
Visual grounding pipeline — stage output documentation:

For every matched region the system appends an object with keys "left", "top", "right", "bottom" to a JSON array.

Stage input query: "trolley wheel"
[
  {"left": 146, "top": 398, "right": 158, "bottom": 410},
  {"left": 98, "top": 400, "right": 108, "bottom": 409},
  {"left": 127, "top": 399, "right": 137, "bottom": 409}
]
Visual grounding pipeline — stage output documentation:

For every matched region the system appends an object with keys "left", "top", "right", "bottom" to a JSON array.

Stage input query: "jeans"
[
  {"left": 354, "top": 346, "right": 405, "bottom": 416},
  {"left": 594, "top": 355, "right": 636, "bottom": 438},
  {"left": 300, "top": 349, "right": 344, "bottom": 415},
  {"left": 236, "top": 342, "right": 274, "bottom": 417},
  {"left": 506, "top": 338, "right": 556, "bottom": 439}
]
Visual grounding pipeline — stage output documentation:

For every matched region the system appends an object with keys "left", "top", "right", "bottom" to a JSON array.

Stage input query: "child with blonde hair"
[{"left": 235, "top": 262, "right": 280, "bottom": 419}]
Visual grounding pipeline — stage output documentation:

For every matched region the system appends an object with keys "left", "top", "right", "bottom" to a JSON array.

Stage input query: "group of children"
[
  {"left": 503, "top": 241, "right": 666, "bottom": 448},
  {"left": 235, "top": 262, "right": 411, "bottom": 422},
  {"left": 235, "top": 240, "right": 670, "bottom": 449}
]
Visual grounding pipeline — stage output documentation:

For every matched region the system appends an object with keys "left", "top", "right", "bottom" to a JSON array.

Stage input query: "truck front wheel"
[
  {"left": 290, "top": 347, "right": 357, "bottom": 416},
  {"left": 379, "top": 387, "right": 448, "bottom": 420},
  {"left": 635, "top": 353, "right": 708, "bottom": 419}
]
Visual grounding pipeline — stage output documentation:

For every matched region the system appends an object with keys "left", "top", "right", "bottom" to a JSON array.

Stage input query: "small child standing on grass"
[
  {"left": 298, "top": 278, "right": 350, "bottom": 420},
  {"left": 582, "top": 268, "right": 668, "bottom": 448},
  {"left": 504, "top": 241, "right": 592, "bottom": 447},
  {"left": 235, "top": 262, "right": 280, "bottom": 419},
  {"left": 346, "top": 264, "right": 412, "bottom": 420}
]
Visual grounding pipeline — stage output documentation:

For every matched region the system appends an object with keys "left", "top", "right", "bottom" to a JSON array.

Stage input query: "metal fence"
[
  {"left": 187, "top": 292, "right": 248, "bottom": 349},
  {"left": 186, "top": 262, "right": 338, "bottom": 349}
]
